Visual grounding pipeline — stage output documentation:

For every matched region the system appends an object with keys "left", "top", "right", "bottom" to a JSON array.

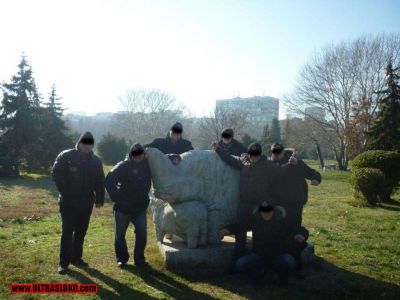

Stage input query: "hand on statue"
[
  {"left": 220, "top": 228, "right": 230, "bottom": 236},
  {"left": 294, "top": 234, "right": 305, "bottom": 243},
  {"left": 288, "top": 156, "right": 298, "bottom": 165},
  {"left": 311, "top": 179, "right": 320, "bottom": 186},
  {"left": 240, "top": 153, "right": 249, "bottom": 162}
]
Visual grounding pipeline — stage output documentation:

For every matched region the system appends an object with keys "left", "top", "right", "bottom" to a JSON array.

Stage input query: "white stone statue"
[
  {"left": 150, "top": 197, "right": 207, "bottom": 248},
  {"left": 146, "top": 148, "right": 241, "bottom": 245}
]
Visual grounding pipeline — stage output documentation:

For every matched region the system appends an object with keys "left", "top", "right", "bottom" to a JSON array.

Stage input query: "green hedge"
[{"left": 351, "top": 150, "right": 400, "bottom": 204}]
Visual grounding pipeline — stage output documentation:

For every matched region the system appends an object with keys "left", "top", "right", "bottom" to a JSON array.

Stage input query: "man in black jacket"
[
  {"left": 217, "top": 128, "right": 247, "bottom": 157},
  {"left": 144, "top": 122, "right": 193, "bottom": 154},
  {"left": 270, "top": 143, "right": 321, "bottom": 230},
  {"left": 105, "top": 143, "right": 152, "bottom": 268},
  {"left": 220, "top": 202, "right": 309, "bottom": 286},
  {"left": 52, "top": 131, "right": 105, "bottom": 274},
  {"left": 270, "top": 143, "right": 321, "bottom": 271},
  {"left": 213, "top": 142, "right": 287, "bottom": 260}
]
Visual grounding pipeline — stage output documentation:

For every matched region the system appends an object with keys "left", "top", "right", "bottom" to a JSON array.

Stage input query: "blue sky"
[{"left": 0, "top": 0, "right": 399, "bottom": 118}]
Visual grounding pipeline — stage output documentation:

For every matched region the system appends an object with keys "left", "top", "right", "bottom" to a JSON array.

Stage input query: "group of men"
[{"left": 51, "top": 121, "right": 321, "bottom": 287}]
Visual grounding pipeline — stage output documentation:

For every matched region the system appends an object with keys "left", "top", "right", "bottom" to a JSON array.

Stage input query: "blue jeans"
[
  {"left": 114, "top": 209, "right": 147, "bottom": 264},
  {"left": 236, "top": 253, "right": 297, "bottom": 283}
]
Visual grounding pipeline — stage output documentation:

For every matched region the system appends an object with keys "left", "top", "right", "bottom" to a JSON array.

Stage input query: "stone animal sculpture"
[
  {"left": 146, "top": 148, "right": 241, "bottom": 244},
  {"left": 150, "top": 197, "right": 207, "bottom": 248}
]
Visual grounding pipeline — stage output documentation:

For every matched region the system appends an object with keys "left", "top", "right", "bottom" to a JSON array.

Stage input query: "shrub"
[
  {"left": 350, "top": 168, "right": 385, "bottom": 205},
  {"left": 352, "top": 150, "right": 400, "bottom": 201},
  {"left": 97, "top": 133, "right": 128, "bottom": 165}
]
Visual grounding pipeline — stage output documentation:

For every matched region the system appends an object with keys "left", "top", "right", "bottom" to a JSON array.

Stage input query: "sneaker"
[
  {"left": 58, "top": 265, "right": 68, "bottom": 275},
  {"left": 71, "top": 259, "right": 89, "bottom": 267},
  {"left": 117, "top": 261, "right": 126, "bottom": 268}
]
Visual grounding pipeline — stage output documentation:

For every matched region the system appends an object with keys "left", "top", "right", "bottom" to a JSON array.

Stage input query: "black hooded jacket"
[
  {"left": 105, "top": 144, "right": 152, "bottom": 215},
  {"left": 51, "top": 132, "right": 105, "bottom": 208},
  {"left": 217, "top": 139, "right": 247, "bottom": 157},
  {"left": 227, "top": 207, "right": 309, "bottom": 261},
  {"left": 215, "top": 147, "right": 280, "bottom": 205},
  {"left": 144, "top": 133, "right": 193, "bottom": 154}
]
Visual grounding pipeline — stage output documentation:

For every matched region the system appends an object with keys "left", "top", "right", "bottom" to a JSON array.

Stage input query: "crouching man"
[
  {"left": 52, "top": 132, "right": 105, "bottom": 274},
  {"left": 105, "top": 144, "right": 152, "bottom": 268},
  {"left": 220, "top": 202, "right": 309, "bottom": 287}
]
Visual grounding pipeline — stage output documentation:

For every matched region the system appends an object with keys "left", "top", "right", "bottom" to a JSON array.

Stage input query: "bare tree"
[
  {"left": 285, "top": 34, "right": 400, "bottom": 170},
  {"left": 199, "top": 106, "right": 250, "bottom": 145},
  {"left": 118, "top": 88, "right": 185, "bottom": 143}
]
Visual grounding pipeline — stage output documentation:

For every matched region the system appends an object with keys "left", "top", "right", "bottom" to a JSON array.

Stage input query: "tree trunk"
[{"left": 314, "top": 139, "right": 325, "bottom": 169}]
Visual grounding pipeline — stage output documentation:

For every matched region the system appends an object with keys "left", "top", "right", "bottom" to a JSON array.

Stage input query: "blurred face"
[
  {"left": 79, "top": 139, "right": 94, "bottom": 153},
  {"left": 133, "top": 153, "right": 145, "bottom": 162},
  {"left": 222, "top": 136, "right": 232, "bottom": 144},
  {"left": 261, "top": 210, "right": 274, "bottom": 221},
  {"left": 169, "top": 130, "right": 182, "bottom": 142},
  {"left": 272, "top": 150, "right": 284, "bottom": 160},
  {"left": 249, "top": 154, "right": 261, "bottom": 163},
  {"left": 171, "top": 157, "right": 181, "bottom": 165}
]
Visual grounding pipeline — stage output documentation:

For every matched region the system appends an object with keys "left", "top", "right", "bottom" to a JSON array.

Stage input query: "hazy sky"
[{"left": 1, "top": 0, "right": 399, "bottom": 118}]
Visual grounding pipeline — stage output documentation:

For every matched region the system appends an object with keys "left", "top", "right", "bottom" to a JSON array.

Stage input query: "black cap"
[
  {"left": 247, "top": 142, "right": 262, "bottom": 155},
  {"left": 259, "top": 201, "right": 274, "bottom": 212},
  {"left": 129, "top": 143, "right": 144, "bottom": 158},
  {"left": 271, "top": 143, "right": 284, "bottom": 153},
  {"left": 171, "top": 122, "right": 183, "bottom": 133},
  {"left": 221, "top": 128, "right": 234, "bottom": 138},
  {"left": 77, "top": 131, "right": 94, "bottom": 146}
]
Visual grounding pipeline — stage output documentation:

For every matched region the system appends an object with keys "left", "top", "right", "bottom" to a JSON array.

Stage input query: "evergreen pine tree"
[
  {"left": 0, "top": 56, "right": 43, "bottom": 173},
  {"left": 367, "top": 62, "right": 400, "bottom": 151},
  {"left": 241, "top": 133, "right": 256, "bottom": 148},
  {"left": 270, "top": 117, "right": 282, "bottom": 144},
  {"left": 260, "top": 123, "right": 271, "bottom": 153},
  {"left": 41, "top": 85, "right": 73, "bottom": 167}
]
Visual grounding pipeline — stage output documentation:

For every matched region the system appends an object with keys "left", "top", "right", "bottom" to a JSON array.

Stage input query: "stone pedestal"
[
  {"left": 157, "top": 235, "right": 246, "bottom": 274},
  {"left": 158, "top": 234, "right": 315, "bottom": 274}
]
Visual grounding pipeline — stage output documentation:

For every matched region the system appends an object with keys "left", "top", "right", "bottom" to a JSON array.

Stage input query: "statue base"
[
  {"left": 157, "top": 234, "right": 315, "bottom": 274},
  {"left": 157, "top": 235, "right": 245, "bottom": 274}
]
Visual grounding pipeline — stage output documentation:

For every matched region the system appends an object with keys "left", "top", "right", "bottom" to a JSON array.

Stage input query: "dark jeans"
[
  {"left": 236, "top": 252, "right": 297, "bottom": 284},
  {"left": 114, "top": 209, "right": 147, "bottom": 265},
  {"left": 59, "top": 204, "right": 93, "bottom": 267},
  {"left": 234, "top": 203, "right": 258, "bottom": 260}
]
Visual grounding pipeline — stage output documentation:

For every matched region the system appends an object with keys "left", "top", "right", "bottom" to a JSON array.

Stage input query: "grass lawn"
[{"left": 0, "top": 162, "right": 399, "bottom": 299}]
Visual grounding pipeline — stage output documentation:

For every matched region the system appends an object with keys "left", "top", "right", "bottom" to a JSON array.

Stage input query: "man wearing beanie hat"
[
  {"left": 220, "top": 202, "right": 309, "bottom": 287},
  {"left": 270, "top": 142, "right": 321, "bottom": 271},
  {"left": 212, "top": 141, "right": 280, "bottom": 261},
  {"left": 52, "top": 131, "right": 105, "bottom": 274},
  {"left": 144, "top": 122, "right": 193, "bottom": 155},
  {"left": 105, "top": 143, "right": 152, "bottom": 268},
  {"left": 217, "top": 128, "right": 247, "bottom": 157}
]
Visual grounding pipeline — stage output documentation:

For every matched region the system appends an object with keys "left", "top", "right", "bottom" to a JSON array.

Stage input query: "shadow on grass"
[
  {"left": 67, "top": 267, "right": 158, "bottom": 300},
  {"left": 125, "top": 265, "right": 218, "bottom": 300},
  {"left": 377, "top": 198, "right": 400, "bottom": 211},
  {"left": 0, "top": 175, "right": 59, "bottom": 197},
  {"left": 170, "top": 256, "right": 400, "bottom": 300}
]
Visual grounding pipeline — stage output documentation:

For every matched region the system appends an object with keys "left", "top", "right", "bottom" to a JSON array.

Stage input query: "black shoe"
[
  {"left": 117, "top": 261, "right": 126, "bottom": 268},
  {"left": 135, "top": 261, "right": 149, "bottom": 268},
  {"left": 71, "top": 259, "right": 89, "bottom": 267},
  {"left": 58, "top": 265, "right": 68, "bottom": 275}
]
